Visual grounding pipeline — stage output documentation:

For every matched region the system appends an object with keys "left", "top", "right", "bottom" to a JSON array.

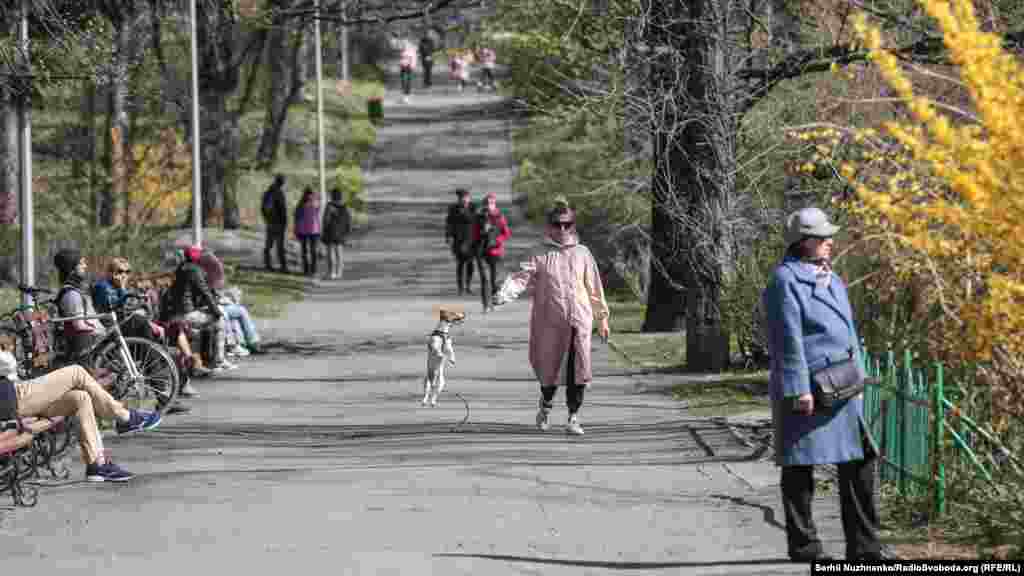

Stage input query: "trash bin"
[{"left": 367, "top": 98, "right": 383, "bottom": 123}]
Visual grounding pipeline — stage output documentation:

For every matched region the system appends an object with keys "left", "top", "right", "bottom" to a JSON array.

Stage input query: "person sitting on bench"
[{"left": 2, "top": 352, "right": 161, "bottom": 482}]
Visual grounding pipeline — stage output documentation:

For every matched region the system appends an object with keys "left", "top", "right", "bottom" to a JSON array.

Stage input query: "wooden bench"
[
  {"left": 0, "top": 323, "right": 75, "bottom": 507},
  {"left": 0, "top": 416, "right": 71, "bottom": 507}
]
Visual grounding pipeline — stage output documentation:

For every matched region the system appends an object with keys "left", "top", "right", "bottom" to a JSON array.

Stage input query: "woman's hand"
[
  {"left": 796, "top": 393, "right": 814, "bottom": 415},
  {"left": 597, "top": 317, "right": 610, "bottom": 342}
]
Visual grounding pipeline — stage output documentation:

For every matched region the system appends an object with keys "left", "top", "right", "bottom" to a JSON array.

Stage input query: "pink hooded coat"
[{"left": 497, "top": 236, "right": 609, "bottom": 387}]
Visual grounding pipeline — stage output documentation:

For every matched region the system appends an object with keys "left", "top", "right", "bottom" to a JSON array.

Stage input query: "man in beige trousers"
[{"left": 4, "top": 353, "right": 161, "bottom": 482}]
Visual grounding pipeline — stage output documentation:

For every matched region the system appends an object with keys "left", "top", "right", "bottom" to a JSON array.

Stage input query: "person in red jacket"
[{"left": 471, "top": 192, "right": 512, "bottom": 312}]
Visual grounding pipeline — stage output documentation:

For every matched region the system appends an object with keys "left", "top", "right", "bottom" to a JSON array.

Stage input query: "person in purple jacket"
[{"left": 294, "top": 186, "right": 321, "bottom": 277}]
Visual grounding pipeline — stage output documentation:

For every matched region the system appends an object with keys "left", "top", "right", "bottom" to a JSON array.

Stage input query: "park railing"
[{"left": 861, "top": 349, "right": 1020, "bottom": 517}]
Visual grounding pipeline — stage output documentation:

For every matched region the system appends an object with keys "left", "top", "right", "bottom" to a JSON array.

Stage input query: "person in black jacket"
[
  {"left": 445, "top": 188, "right": 476, "bottom": 295},
  {"left": 418, "top": 33, "right": 436, "bottom": 88},
  {"left": 321, "top": 187, "right": 352, "bottom": 280},
  {"left": 164, "top": 245, "right": 236, "bottom": 384},
  {"left": 262, "top": 174, "right": 289, "bottom": 273}
]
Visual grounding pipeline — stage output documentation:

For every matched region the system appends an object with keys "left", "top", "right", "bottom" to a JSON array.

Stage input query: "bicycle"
[
  {"left": 0, "top": 284, "right": 59, "bottom": 380},
  {"left": 1, "top": 284, "right": 180, "bottom": 416}
]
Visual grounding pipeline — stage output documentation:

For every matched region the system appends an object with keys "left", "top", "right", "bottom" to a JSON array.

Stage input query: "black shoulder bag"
[{"left": 810, "top": 323, "right": 866, "bottom": 411}]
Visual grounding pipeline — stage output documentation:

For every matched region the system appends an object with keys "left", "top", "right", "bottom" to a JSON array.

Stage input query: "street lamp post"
[
  {"left": 315, "top": 0, "right": 327, "bottom": 215},
  {"left": 18, "top": 0, "right": 33, "bottom": 306},
  {"left": 189, "top": 0, "right": 202, "bottom": 246}
]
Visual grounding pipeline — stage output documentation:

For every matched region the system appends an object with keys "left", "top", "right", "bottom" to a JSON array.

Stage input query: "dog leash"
[{"left": 452, "top": 391, "right": 470, "bottom": 432}]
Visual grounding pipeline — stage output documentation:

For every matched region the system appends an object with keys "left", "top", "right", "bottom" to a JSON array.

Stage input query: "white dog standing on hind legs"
[{"left": 422, "top": 308, "right": 466, "bottom": 406}]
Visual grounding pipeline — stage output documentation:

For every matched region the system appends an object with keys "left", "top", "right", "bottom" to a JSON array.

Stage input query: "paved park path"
[{"left": 0, "top": 76, "right": 843, "bottom": 575}]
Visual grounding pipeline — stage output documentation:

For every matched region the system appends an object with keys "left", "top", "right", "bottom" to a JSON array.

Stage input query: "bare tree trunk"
[
  {"left": 642, "top": 0, "right": 743, "bottom": 372},
  {"left": 256, "top": 20, "right": 307, "bottom": 169},
  {"left": 642, "top": 1, "right": 688, "bottom": 333}
]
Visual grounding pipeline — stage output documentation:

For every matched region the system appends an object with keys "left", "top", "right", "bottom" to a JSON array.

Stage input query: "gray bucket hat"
[{"left": 784, "top": 207, "right": 840, "bottom": 246}]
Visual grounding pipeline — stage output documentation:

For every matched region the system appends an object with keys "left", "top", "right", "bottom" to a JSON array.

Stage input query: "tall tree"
[
  {"left": 492, "top": 0, "right": 1024, "bottom": 371},
  {"left": 256, "top": 3, "right": 307, "bottom": 169},
  {"left": 96, "top": 0, "right": 144, "bottom": 227}
]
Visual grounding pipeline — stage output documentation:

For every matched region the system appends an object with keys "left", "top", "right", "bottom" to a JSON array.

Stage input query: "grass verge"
[
  {"left": 668, "top": 375, "right": 770, "bottom": 416},
  {"left": 224, "top": 265, "right": 311, "bottom": 319},
  {"left": 607, "top": 299, "right": 687, "bottom": 370}
]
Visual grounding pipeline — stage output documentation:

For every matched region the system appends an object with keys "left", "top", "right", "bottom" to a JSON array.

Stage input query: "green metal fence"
[{"left": 861, "top": 348, "right": 1018, "bottom": 517}]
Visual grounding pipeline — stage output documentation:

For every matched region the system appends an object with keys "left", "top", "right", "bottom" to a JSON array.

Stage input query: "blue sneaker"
[
  {"left": 85, "top": 461, "right": 135, "bottom": 482},
  {"left": 116, "top": 409, "right": 162, "bottom": 435}
]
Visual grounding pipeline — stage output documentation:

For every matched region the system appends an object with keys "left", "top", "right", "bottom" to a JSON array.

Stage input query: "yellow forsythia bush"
[
  {"left": 125, "top": 128, "right": 192, "bottom": 227},
  {"left": 843, "top": 0, "right": 1024, "bottom": 425}
]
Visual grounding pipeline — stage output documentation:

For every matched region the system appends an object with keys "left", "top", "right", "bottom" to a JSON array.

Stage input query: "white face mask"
[{"left": 0, "top": 350, "right": 19, "bottom": 381}]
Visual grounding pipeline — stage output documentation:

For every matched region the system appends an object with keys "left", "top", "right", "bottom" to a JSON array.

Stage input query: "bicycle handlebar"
[
  {"left": 47, "top": 311, "right": 118, "bottom": 325},
  {"left": 17, "top": 284, "right": 53, "bottom": 296}
]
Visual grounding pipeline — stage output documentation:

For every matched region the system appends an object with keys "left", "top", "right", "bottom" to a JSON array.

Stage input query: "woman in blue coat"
[{"left": 763, "top": 207, "right": 886, "bottom": 562}]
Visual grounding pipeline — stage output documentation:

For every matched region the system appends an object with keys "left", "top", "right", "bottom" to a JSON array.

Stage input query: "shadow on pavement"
[{"left": 433, "top": 553, "right": 799, "bottom": 570}]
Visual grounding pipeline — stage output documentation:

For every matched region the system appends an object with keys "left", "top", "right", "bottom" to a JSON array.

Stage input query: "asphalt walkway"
[{"left": 0, "top": 76, "right": 843, "bottom": 575}]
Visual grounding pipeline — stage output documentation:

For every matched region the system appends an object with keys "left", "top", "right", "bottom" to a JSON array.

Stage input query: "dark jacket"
[
  {"left": 262, "top": 183, "right": 288, "bottom": 231},
  {"left": 446, "top": 202, "right": 476, "bottom": 257},
  {"left": 321, "top": 201, "right": 352, "bottom": 245},
  {"left": 166, "top": 261, "right": 221, "bottom": 320},
  {"left": 418, "top": 36, "right": 435, "bottom": 60}
]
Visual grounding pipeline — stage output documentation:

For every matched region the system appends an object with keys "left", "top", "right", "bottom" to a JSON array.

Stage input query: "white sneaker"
[
  {"left": 565, "top": 414, "right": 584, "bottom": 436},
  {"left": 230, "top": 346, "right": 250, "bottom": 357},
  {"left": 212, "top": 360, "right": 239, "bottom": 372},
  {"left": 536, "top": 406, "right": 550, "bottom": 431}
]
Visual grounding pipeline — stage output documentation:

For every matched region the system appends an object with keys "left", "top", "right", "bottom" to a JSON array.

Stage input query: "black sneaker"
[{"left": 85, "top": 461, "right": 135, "bottom": 482}]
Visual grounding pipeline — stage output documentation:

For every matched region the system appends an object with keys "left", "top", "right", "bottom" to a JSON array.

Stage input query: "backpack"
[
  {"left": 261, "top": 187, "right": 276, "bottom": 220},
  {"left": 322, "top": 203, "right": 351, "bottom": 244}
]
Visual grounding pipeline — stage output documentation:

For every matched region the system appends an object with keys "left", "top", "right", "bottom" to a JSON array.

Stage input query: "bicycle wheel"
[{"left": 90, "top": 337, "right": 179, "bottom": 415}]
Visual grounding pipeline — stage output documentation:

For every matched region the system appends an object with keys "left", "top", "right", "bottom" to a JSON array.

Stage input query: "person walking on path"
[
  {"left": 762, "top": 206, "right": 888, "bottom": 562},
  {"left": 262, "top": 174, "right": 289, "bottom": 273},
  {"left": 449, "top": 49, "right": 471, "bottom": 93},
  {"left": 471, "top": 192, "right": 511, "bottom": 311},
  {"left": 3, "top": 357, "right": 161, "bottom": 482},
  {"left": 418, "top": 33, "right": 436, "bottom": 88},
  {"left": 493, "top": 198, "right": 610, "bottom": 436},
  {"left": 445, "top": 188, "right": 477, "bottom": 295},
  {"left": 399, "top": 40, "right": 417, "bottom": 104},
  {"left": 294, "top": 186, "right": 322, "bottom": 277},
  {"left": 321, "top": 187, "right": 352, "bottom": 280},
  {"left": 476, "top": 45, "right": 497, "bottom": 91}
]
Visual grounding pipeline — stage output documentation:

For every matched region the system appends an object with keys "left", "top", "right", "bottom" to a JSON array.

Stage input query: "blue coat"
[{"left": 763, "top": 257, "right": 870, "bottom": 466}]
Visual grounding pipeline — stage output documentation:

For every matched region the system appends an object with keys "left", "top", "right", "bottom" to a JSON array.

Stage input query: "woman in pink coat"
[{"left": 493, "top": 198, "right": 610, "bottom": 436}]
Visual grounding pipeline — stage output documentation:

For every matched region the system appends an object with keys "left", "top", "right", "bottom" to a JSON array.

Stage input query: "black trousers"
[
  {"left": 264, "top": 226, "right": 287, "bottom": 272},
  {"left": 476, "top": 253, "right": 501, "bottom": 308},
  {"left": 455, "top": 253, "right": 474, "bottom": 293},
  {"left": 300, "top": 235, "right": 319, "bottom": 275},
  {"left": 400, "top": 67, "right": 413, "bottom": 95},
  {"left": 781, "top": 447, "right": 881, "bottom": 559},
  {"left": 421, "top": 58, "right": 433, "bottom": 87},
  {"left": 540, "top": 328, "right": 584, "bottom": 414}
]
